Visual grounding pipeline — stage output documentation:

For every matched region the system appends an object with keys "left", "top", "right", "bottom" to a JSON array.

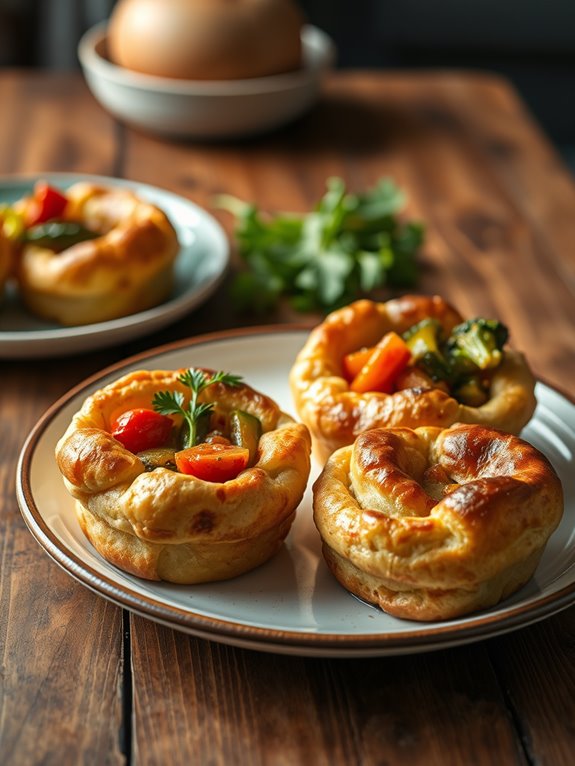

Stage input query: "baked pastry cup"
[
  {"left": 313, "top": 423, "right": 563, "bottom": 621},
  {"left": 290, "top": 295, "right": 537, "bottom": 463},
  {"left": 15, "top": 181, "right": 179, "bottom": 325},
  {"left": 55, "top": 368, "right": 311, "bottom": 584}
]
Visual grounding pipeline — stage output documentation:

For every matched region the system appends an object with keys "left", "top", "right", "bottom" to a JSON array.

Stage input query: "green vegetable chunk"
[
  {"left": 137, "top": 447, "right": 177, "bottom": 472},
  {"left": 216, "top": 176, "right": 424, "bottom": 314},
  {"left": 404, "top": 319, "right": 444, "bottom": 358},
  {"left": 229, "top": 409, "right": 262, "bottom": 466},
  {"left": 23, "top": 221, "right": 99, "bottom": 252},
  {"left": 404, "top": 319, "right": 451, "bottom": 383},
  {"left": 447, "top": 319, "right": 509, "bottom": 371}
]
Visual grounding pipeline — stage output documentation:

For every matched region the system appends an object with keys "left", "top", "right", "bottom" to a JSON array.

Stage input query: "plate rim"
[
  {"left": 0, "top": 172, "right": 230, "bottom": 354},
  {"left": 15, "top": 326, "right": 575, "bottom": 656}
]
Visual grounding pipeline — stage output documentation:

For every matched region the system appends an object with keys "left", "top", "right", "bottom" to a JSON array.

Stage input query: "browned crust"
[
  {"left": 15, "top": 182, "right": 179, "bottom": 325},
  {"left": 312, "top": 423, "right": 564, "bottom": 620},
  {"left": 289, "top": 295, "right": 537, "bottom": 463},
  {"left": 56, "top": 368, "right": 312, "bottom": 583}
]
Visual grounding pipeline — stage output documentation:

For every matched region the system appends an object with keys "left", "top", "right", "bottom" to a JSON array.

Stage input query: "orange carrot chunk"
[
  {"left": 350, "top": 332, "right": 412, "bottom": 394},
  {"left": 342, "top": 345, "right": 376, "bottom": 381}
]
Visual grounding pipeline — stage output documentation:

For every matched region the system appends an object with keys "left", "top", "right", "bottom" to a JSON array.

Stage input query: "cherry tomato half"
[
  {"left": 175, "top": 443, "right": 250, "bottom": 482},
  {"left": 111, "top": 408, "right": 173, "bottom": 454},
  {"left": 25, "top": 181, "right": 68, "bottom": 226}
]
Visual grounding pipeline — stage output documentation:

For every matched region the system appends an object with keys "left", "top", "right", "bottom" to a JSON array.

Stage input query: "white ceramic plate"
[
  {"left": 16, "top": 329, "right": 575, "bottom": 657},
  {"left": 0, "top": 173, "right": 229, "bottom": 358}
]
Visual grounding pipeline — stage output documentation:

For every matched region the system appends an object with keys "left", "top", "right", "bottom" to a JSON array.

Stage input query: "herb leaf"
[
  {"left": 152, "top": 369, "right": 242, "bottom": 449},
  {"left": 216, "top": 176, "right": 424, "bottom": 314}
]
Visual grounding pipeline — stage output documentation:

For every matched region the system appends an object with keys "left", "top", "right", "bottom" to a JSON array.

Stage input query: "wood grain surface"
[{"left": 0, "top": 69, "right": 574, "bottom": 765}]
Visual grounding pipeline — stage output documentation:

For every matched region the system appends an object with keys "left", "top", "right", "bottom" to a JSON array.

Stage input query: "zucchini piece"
[
  {"left": 137, "top": 447, "right": 177, "bottom": 472},
  {"left": 229, "top": 409, "right": 262, "bottom": 466}
]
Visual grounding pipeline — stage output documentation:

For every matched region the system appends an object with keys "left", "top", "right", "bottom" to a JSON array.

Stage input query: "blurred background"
[{"left": 1, "top": 0, "right": 574, "bottom": 169}]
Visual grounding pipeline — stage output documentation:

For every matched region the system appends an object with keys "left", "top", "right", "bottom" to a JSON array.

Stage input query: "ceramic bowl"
[{"left": 78, "top": 22, "right": 336, "bottom": 139}]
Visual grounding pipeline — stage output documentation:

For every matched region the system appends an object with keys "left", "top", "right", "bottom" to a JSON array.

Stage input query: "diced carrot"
[
  {"left": 350, "top": 332, "right": 412, "bottom": 393},
  {"left": 342, "top": 345, "right": 376, "bottom": 381}
]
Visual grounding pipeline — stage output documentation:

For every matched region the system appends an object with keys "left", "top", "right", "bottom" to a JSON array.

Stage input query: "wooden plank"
[
  {"left": 488, "top": 609, "right": 575, "bottom": 765},
  {"left": 0, "top": 71, "right": 118, "bottom": 176},
  {"left": 0, "top": 359, "right": 128, "bottom": 763},
  {"left": 130, "top": 618, "right": 527, "bottom": 765},
  {"left": 0, "top": 73, "right": 127, "bottom": 763}
]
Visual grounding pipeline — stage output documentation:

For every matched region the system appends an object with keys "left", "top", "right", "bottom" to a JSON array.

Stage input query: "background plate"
[
  {"left": 0, "top": 173, "right": 229, "bottom": 357},
  {"left": 16, "top": 329, "right": 575, "bottom": 657}
]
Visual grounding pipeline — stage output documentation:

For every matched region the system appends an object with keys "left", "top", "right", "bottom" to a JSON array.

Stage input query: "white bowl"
[{"left": 78, "top": 22, "right": 336, "bottom": 139}]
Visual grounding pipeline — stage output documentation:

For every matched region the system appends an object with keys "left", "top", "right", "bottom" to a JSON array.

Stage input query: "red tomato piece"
[
  {"left": 25, "top": 181, "right": 68, "bottom": 226},
  {"left": 175, "top": 443, "right": 250, "bottom": 482},
  {"left": 111, "top": 408, "right": 173, "bottom": 453}
]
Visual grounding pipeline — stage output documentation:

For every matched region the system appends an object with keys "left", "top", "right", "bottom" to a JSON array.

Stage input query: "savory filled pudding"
[
  {"left": 313, "top": 423, "right": 563, "bottom": 620},
  {"left": 11, "top": 180, "right": 179, "bottom": 325},
  {"left": 290, "top": 295, "right": 537, "bottom": 463},
  {"left": 56, "top": 367, "right": 311, "bottom": 584}
]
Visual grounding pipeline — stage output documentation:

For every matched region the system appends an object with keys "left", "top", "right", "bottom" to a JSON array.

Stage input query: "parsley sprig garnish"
[
  {"left": 217, "top": 176, "right": 425, "bottom": 315},
  {"left": 152, "top": 369, "right": 242, "bottom": 449}
]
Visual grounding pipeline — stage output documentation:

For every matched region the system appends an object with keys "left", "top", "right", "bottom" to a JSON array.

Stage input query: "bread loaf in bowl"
[{"left": 107, "top": 0, "right": 304, "bottom": 81}]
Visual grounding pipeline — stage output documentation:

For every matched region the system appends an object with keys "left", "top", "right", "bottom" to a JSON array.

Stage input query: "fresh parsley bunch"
[{"left": 217, "top": 177, "right": 424, "bottom": 314}]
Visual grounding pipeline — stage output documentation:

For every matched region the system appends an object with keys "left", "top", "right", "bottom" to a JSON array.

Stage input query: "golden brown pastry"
[
  {"left": 56, "top": 368, "right": 311, "bottom": 584},
  {"left": 290, "top": 295, "right": 537, "bottom": 463},
  {"left": 16, "top": 181, "right": 179, "bottom": 325},
  {"left": 313, "top": 423, "right": 563, "bottom": 621}
]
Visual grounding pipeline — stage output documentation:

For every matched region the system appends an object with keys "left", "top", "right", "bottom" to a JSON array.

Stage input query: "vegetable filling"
[
  {"left": 343, "top": 317, "right": 509, "bottom": 406},
  {"left": 110, "top": 368, "right": 263, "bottom": 483}
]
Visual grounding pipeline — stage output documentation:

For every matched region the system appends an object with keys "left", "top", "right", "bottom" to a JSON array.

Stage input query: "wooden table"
[{"left": 1, "top": 69, "right": 574, "bottom": 765}]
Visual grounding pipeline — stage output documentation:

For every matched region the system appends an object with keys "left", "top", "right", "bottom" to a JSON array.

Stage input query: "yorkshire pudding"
[
  {"left": 313, "top": 423, "right": 563, "bottom": 620},
  {"left": 289, "top": 295, "right": 537, "bottom": 463},
  {"left": 16, "top": 181, "right": 179, "bottom": 325},
  {"left": 56, "top": 368, "right": 311, "bottom": 584}
]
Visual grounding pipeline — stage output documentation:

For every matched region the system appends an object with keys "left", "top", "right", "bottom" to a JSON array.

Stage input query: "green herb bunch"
[
  {"left": 217, "top": 176, "right": 425, "bottom": 314},
  {"left": 152, "top": 369, "right": 242, "bottom": 449}
]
